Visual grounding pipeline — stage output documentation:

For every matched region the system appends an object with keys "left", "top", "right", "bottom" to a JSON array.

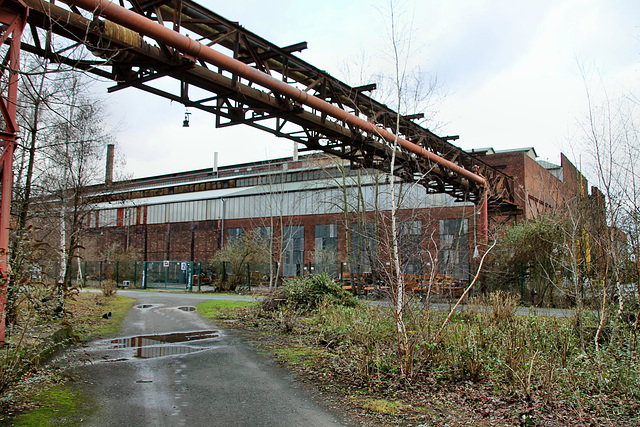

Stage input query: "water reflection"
[{"left": 110, "top": 330, "right": 219, "bottom": 359}]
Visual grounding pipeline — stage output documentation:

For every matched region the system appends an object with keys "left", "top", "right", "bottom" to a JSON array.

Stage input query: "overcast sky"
[{"left": 98, "top": 0, "right": 640, "bottom": 179}]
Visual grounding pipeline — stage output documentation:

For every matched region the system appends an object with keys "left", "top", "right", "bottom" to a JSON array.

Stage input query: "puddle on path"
[
  {"left": 87, "top": 330, "right": 221, "bottom": 361},
  {"left": 177, "top": 306, "right": 196, "bottom": 312},
  {"left": 135, "top": 304, "right": 154, "bottom": 309}
]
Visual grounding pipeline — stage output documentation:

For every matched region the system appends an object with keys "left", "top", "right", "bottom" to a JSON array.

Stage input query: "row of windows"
[
  {"left": 89, "top": 182, "right": 460, "bottom": 228},
  {"left": 222, "top": 220, "right": 470, "bottom": 280},
  {"left": 235, "top": 167, "right": 356, "bottom": 188}
]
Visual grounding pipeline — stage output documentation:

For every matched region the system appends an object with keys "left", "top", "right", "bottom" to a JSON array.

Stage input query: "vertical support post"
[
  {"left": 222, "top": 261, "right": 226, "bottom": 283},
  {"left": 246, "top": 262, "right": 250, "bottom": 289},
  {"left": 99, "top": 261, "right": 103, "bottom": 287},
  {"left": 478, "top": 189, "right": 489, "bottom": 253},
  {"left": 164, "top": 262, "right": 168, "bottom": 288},
  {"left": 0, "top": 3, "right": 27, "bottom": 345},
  {"left": 134, "top": 261, "right": 137, "bottom": 288},
  {"left": 142, "top": 261, "right": 147, "bottom": 289}
]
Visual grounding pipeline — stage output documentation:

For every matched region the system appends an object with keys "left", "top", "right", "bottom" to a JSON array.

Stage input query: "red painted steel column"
[
  {"left": 0, "top": 1, "right": 27, "bottom": 345},
  {"left": 478, "top": 190, "right": 489, "bottom": 252},
  {"left": 64, "top": 0, "right": 488, "bottom": 189}
]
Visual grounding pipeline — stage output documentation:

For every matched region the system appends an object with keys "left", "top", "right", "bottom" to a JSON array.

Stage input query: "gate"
[{"left": 143, "top": 261, "right": 193, "bottom": 291}]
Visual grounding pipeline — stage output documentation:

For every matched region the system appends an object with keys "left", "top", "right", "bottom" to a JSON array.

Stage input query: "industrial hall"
[{"left": 76, "top": 145, "right": 596, "bottom": 287}]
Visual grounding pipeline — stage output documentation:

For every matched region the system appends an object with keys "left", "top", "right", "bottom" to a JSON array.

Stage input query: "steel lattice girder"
[{"left": 13, "top": 0, "right": 517, "bottom": 211}]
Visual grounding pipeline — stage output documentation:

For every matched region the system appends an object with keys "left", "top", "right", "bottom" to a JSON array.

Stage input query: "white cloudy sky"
[{"left": 97, "top": 0, "right": 640, "bottom": 179}]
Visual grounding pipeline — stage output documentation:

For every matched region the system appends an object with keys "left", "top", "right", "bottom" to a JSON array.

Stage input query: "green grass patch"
[
  {"left": 359, "top": 398, "right": 410, "bottom": 415},
  {"left": 197, "top": 299, "right": 259, "bottom": 320},
  {"left": 11, "top": 384, "right": 93, "bottom": 426},
  {"left": 66, "top": 293, "right": 136, "bottom": 341},
  {"left": 274, "top": 344, "right": 324, "bottom": 368}
]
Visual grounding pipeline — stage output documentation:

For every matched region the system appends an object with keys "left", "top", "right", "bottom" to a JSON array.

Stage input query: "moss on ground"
[
  {"left": 1, "top": 292, "right": 135, "bottom": 424},
  {"left": 10, "top": 385, "right": 93, "bottom": 426}
]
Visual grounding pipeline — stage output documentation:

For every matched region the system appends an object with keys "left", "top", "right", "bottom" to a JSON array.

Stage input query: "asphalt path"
[{"left": 66, "top": 291, "right": 349, "bottom": 426}]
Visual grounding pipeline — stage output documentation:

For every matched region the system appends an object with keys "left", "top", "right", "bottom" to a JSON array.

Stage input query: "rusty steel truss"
[
  {"left": 0, "top": 0, "right": 520, "bottom": 342},
  {"left": 15, "top": 0, "right": 516, "bottom": 208}
]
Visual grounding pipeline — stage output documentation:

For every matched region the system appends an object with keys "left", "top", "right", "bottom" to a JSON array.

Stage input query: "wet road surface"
[{"left": 67, "top": 291, "right": 348, "bottom": 426}]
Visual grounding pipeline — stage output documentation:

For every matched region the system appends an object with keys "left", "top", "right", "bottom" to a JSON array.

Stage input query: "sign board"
[
  {"left": 163, "top": 260, "right": 169, "bottom": 267},
  {"left": 181, "top": 262, "right": 187, "bottom": 271}
]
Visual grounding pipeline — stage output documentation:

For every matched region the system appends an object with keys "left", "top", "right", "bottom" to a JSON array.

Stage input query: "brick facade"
[{"left": 73, "top": 150, "right": 593, "bottom": 280}]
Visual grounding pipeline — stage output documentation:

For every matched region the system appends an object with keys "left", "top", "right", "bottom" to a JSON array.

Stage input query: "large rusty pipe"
[{"left": 64, "top": 0, "right": 488, "bottom": 188}]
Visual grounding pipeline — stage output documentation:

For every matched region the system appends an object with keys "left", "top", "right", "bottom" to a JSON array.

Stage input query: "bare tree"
[
  {"left": 35, "top": 72, "right": 113, "bottom": 297},
  {"left": 576, "top": 71, "right": 640, "bottom": 352}
]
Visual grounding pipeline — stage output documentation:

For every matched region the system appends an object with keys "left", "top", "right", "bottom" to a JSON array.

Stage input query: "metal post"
[
  {"left": 134, "top": 261, "right": 137, "bottom": 288},
  {"left": 142, "top": 262, "right": 147, "bottom": 289},
  {"left": 99, "top": 261, "right": 103, "bottom": 287},
  {"left": 0, "top": 4, "right": 27, "bottom": 344},
  {"left": 222, "top": 261, "right": 226, "bottom": 283},
  {"left": 116, "top": 261, "right": 119, "bottom": 284},
  {"left": 246, "top": 262, "right": 251, "bottom": 289},
  {"left": 164, "top": 263, "right": 171, "bottom": 289},
  {"left": 478, "top": 189, "right": 489, "bottom": 252}
]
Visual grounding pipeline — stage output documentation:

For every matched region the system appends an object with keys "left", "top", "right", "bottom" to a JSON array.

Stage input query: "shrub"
[
  {"left": 267, "top": 273, "right": 357, "bottom": 312},
  {"left": 101, "top": 279, "right": 117, "bottom": 297}
]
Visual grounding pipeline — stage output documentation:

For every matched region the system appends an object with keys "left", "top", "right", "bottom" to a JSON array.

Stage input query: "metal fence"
[
  {"left": 74, "top": 260, "right": 448, "bottom": 293},
  {"left": 74, "top": 260, "right": 144, "bottom": 288},
  {"left": 142, "top": 261, "right": 193, "bottom": 290}
]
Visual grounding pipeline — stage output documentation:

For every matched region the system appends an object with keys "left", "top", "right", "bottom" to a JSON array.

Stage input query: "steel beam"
[{"left": 64, "top": 0, "right": 488, "bottom": 190}]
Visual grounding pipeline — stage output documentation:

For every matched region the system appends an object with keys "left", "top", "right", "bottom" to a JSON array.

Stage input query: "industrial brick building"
[{"left": 75, "top": 146, "right": 596, "bottom": 285}]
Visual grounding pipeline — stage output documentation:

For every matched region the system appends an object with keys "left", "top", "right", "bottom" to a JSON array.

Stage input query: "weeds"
[
  {"left": 254, "top": 289, "right": 639, "bottom": 422},
  {"left": 101, "top": 280, "right": 117, "bottom": 297}
]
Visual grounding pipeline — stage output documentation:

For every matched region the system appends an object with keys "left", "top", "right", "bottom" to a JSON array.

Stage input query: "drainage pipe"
[{"left": 64, "top": 0, "right": 488, "bottom": 190}]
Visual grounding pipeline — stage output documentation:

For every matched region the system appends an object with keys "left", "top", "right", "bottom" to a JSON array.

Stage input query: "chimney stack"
[{"left": 105, "top": 144, "right": 114, "bottom": 185}]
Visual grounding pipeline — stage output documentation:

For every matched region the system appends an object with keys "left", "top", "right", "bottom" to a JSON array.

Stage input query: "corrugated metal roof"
[{"left": 91, "top": 187, "right": 249, "bottom": 209}]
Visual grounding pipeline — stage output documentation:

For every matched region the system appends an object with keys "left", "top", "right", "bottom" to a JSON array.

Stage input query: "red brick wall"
[
  {"left": 81, "top": 221, "right": 221, "bottom": 262},
  {"left": 80, "top": 204, "right": 480, "bottom": 269}
]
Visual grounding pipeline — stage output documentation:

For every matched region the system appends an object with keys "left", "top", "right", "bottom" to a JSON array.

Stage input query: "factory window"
[
  {"left": 315, "top": 224, "right": 338, "bottom": 276},
  {"left": 282, "top": 225, "right": 304, "bottom": 276},
  {"left": 439, "top": 218, "right": 469, "bottom": 281},
  {"left": 227, "top": 227, "right": 244, "bottom": 243},
  {"left": 399, "top": 220, "right": 422, "bottom": 274},
  {"left": 350, "top": 222, "right": 376, "bottom": 275}
]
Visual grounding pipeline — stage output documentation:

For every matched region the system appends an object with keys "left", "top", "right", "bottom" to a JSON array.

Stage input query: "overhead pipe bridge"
[{"left": 0, "top": 0, "right": 520, "bottom": 342}]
